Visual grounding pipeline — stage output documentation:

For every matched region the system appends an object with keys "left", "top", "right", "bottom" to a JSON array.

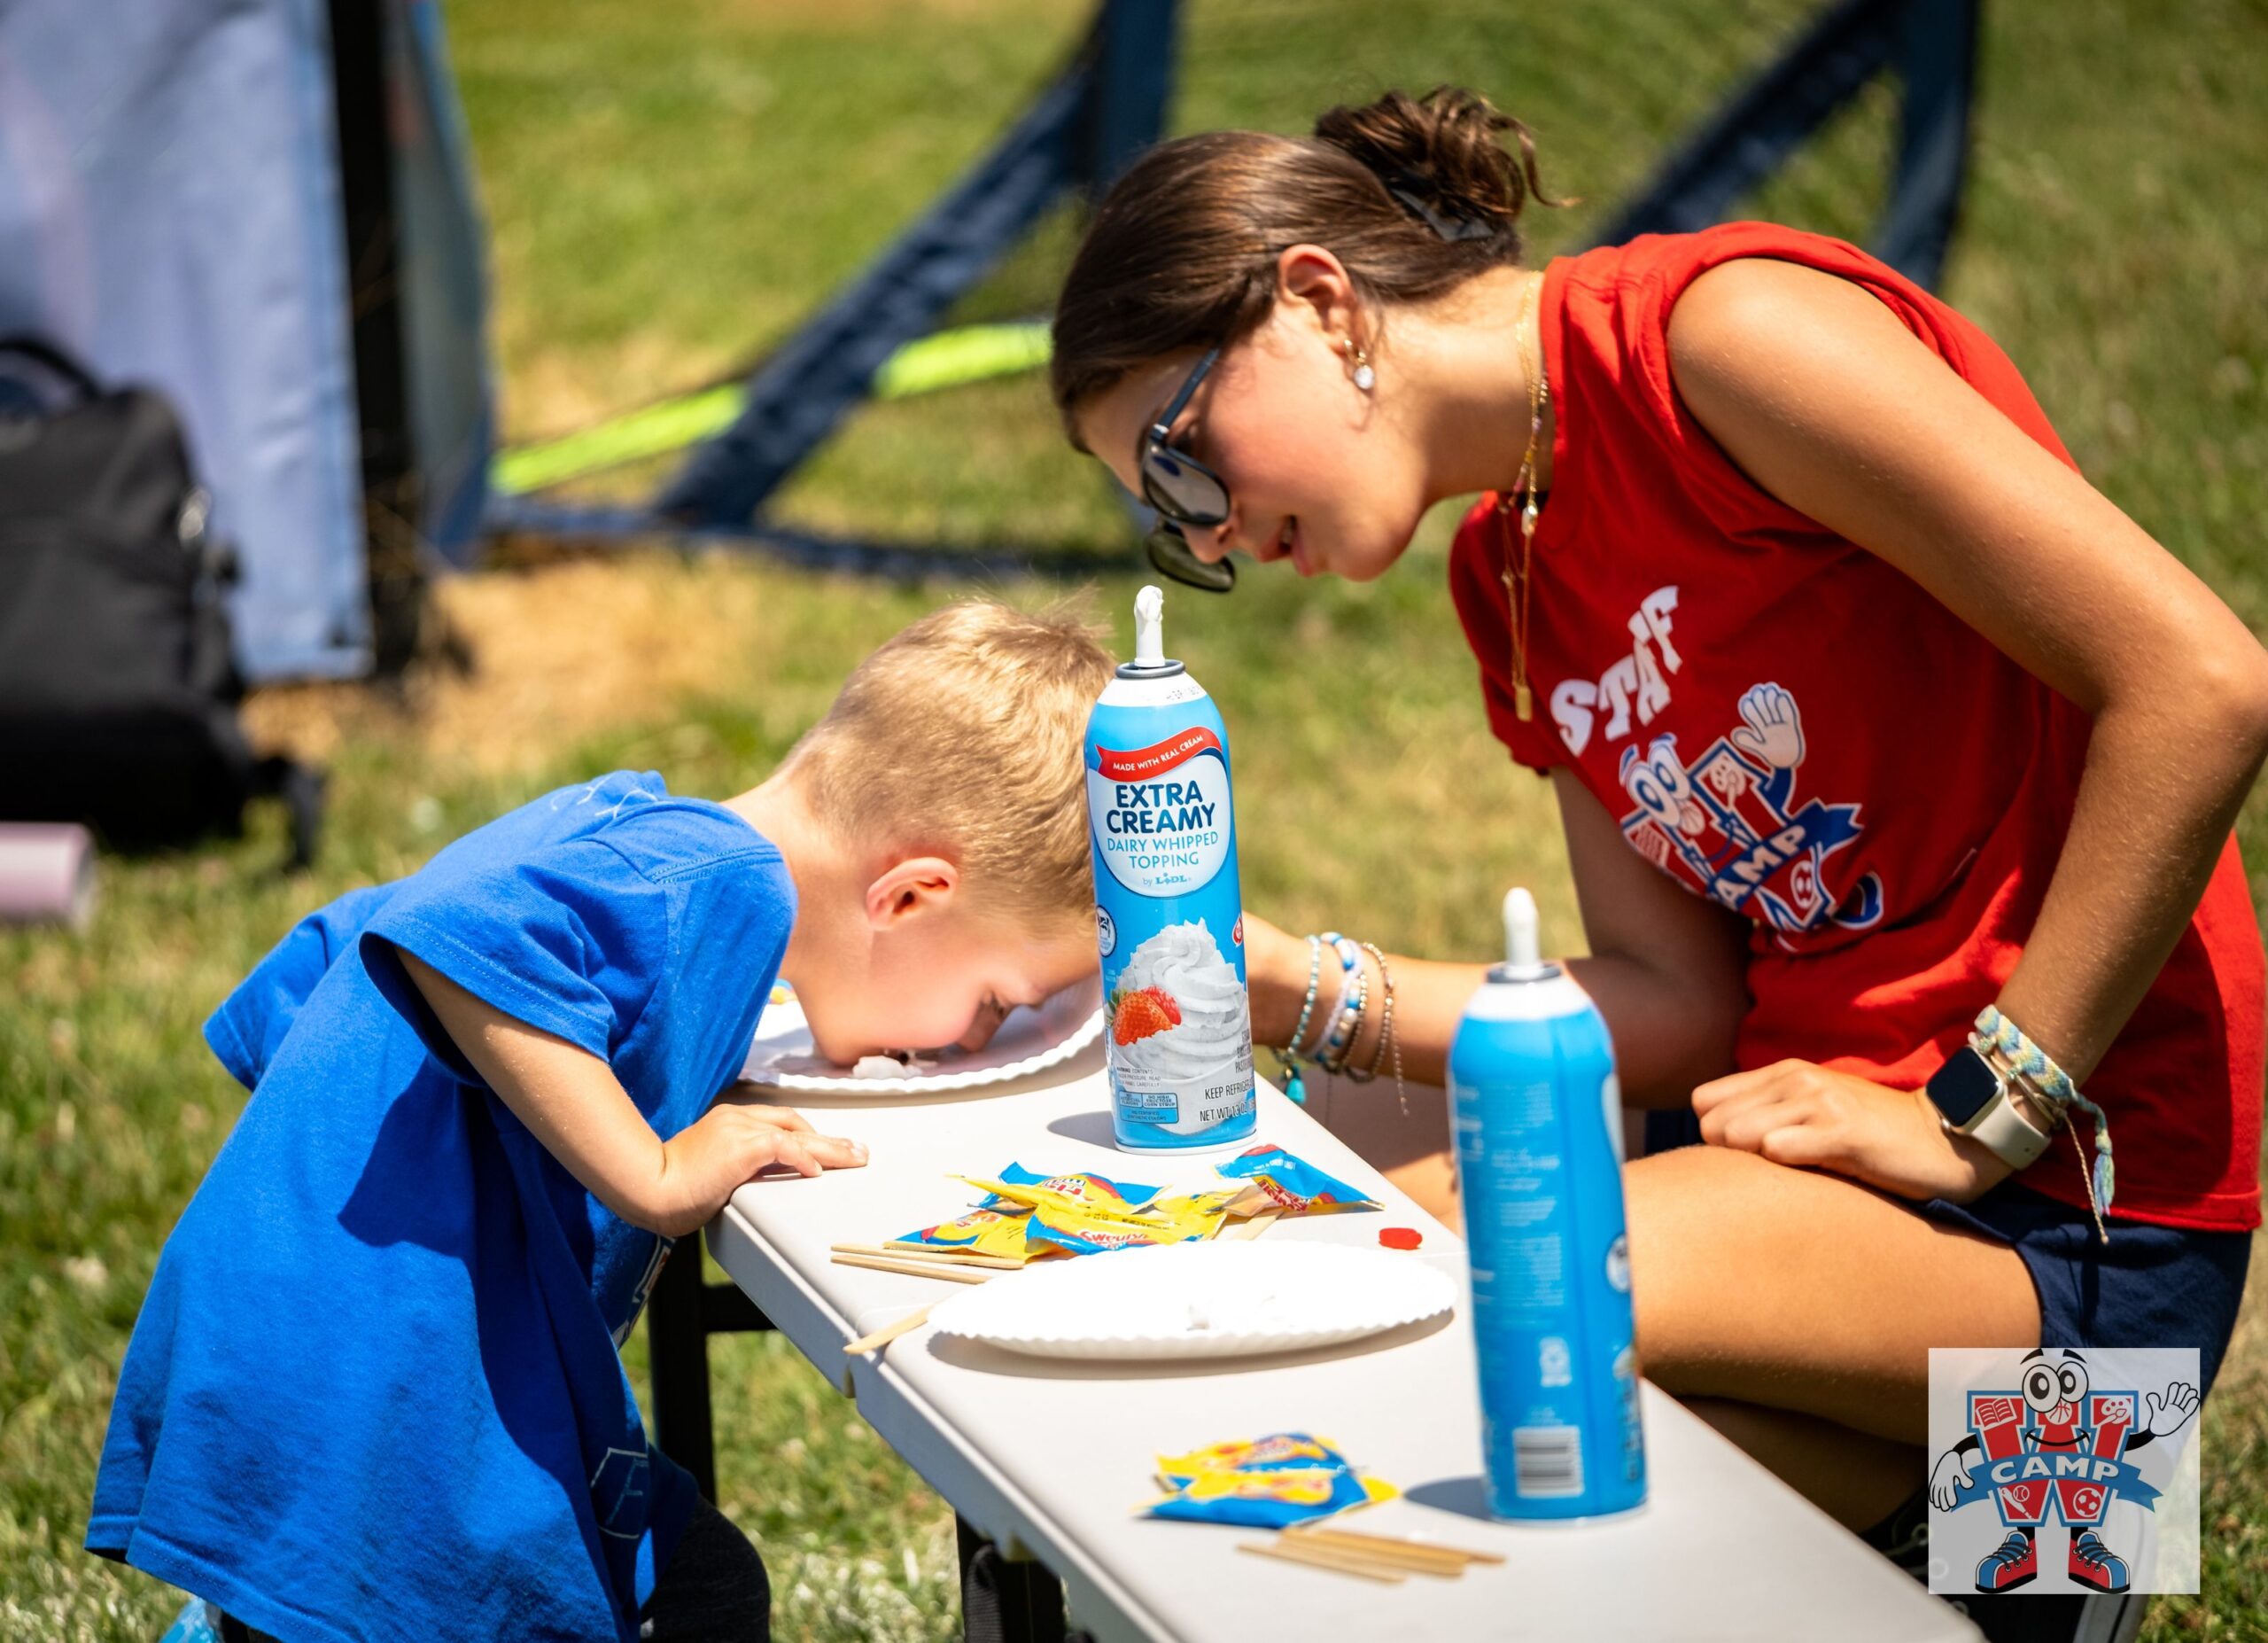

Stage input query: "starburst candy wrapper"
[
  {"left": 960, "top": 1164, "right": 1161, "bottom": 1218},
  {"left": 893, "top": 1207, "right": 1039, "bottom": 1264},
  {"left": 1145, "top": 1466, "right": 1398, "bottom": 1528},
  {"left": 1148, "top": 1431, "right": 1396, "bottom": 1526},
  {"left": 1156, "top": 1432, "right": 1347, "bottom": 1487},
  {"left": 1142, "top": 1187, "right": 1243, "bottom": 1240},
  {"left": 1023, "top": 1186, "right": 1241, "bottom": 1257},
  {"left": 1217, "top": 1144, "right": 1380, "bottom": 1215}
]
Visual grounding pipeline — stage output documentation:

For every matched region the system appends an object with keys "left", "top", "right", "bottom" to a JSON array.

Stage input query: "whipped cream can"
[
  {"left": 1084, "top": 586, "right": 1257, "bottom": 1152},
  {"left": 1450, "top": 888, "right": 1645, "bottom": 1521}
]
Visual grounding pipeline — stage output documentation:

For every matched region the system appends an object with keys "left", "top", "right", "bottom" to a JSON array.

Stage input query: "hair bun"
[{"left": 1314, "top": 86, "right": 1556, "bottom": 241}]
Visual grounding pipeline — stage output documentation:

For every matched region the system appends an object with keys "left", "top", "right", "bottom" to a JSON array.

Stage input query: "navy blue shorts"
[{"left": 1915, "top": 1177, "right": 2255, "bottom": 1394}]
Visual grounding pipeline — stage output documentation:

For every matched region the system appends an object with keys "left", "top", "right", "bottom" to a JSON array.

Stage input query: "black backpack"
[{"left": 0, "top": 337, "right": 323, "bottom": 867}]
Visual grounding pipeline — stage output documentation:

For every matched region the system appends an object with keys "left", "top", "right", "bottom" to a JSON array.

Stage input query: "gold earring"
[{"left": 1342, "top": 339, "right": 1375, "bottom": 392}]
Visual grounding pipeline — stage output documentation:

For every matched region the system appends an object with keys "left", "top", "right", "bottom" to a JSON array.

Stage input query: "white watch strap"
[{"left": 1962, "top": 1086, "right": 2052, "bottom": 1169}]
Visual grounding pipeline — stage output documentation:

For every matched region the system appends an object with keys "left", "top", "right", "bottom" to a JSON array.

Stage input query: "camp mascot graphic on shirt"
[
  {"left": 1613, "top": 681, "right": 1884, "bottom": 939},
  {"left": 1929, "top": 1349, "right": 2199, "bottom": 1594}
]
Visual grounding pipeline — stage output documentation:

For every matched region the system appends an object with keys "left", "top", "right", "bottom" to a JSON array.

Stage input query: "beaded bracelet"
[
  {"left": 1281, "top": 931, "right": 1408, "bottom": 1117},
  {"left": 1348, "top": 940, "right": 1408, "bottom": 1117},
  {"left": 1289, "top": 935, "right": 1324, "bottom": 1047},
  {"left": 1345, "top": 951, "right": 1384, "bottom": 1084},
  {"left": 1319, "top": 958, "right": 1371, "bottom": 1075},
  {"left": 1277, "top": 935, "right": 1324, "bottom": 1106},
  {"left": 1315, "top": 932, "right": 1367, "bottom": 1072},
  {"left": 1316, "top": 932, "right": 1361, "bottom": 1050},
  {"left": 1974, "top": 1004, "right": 2115, "bottom": 1244}
]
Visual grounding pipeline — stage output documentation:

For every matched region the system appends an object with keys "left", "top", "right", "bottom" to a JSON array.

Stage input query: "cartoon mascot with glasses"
[{"left": 1930, "top": 1349, "right": 2199, "bottom": 1593}]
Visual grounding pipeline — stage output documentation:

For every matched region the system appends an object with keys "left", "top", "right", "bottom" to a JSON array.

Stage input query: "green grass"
[{"left": 6, "top": 0, "right": 2267, "bottom": 1637}]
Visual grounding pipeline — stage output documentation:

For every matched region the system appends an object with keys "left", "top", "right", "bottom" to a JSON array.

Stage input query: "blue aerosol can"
[
  {"left": 1084, "top": 586, "right": 1257, "bottom": 1152},
  {"left": 1449, "top": 888, "right": 1645, "bottom": 1520}
]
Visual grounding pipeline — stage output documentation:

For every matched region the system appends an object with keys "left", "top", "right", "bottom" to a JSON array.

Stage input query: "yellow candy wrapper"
[
  {"left": 908, "top": 1164, "right": 1260, "bottom": 1264},
  {"left": 1157, "top": 1432, "right": 1346, "bottom": 1487},
  {"left": 1145, "top": 1467, "right": 1398, "bottom": 1529},
  {"left": 1147, "top": 1431, "right": 1397, "bottom": 1527},
  {"left": 1144, "top": 1187, "right": 1243, "bottom": 1237},
  {"left": 1025, "top": 1187, "right": 1241, "bottom": 1257},
  {"left": 893, "top": 1207, "right": 1040, "bottom": 1264},
  {"left": 959, "top": 1168, "right": 1159, "bottom": 1219}
]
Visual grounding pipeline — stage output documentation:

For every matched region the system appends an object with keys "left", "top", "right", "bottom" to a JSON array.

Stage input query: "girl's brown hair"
[{"left": 1049, "top": 85, "right": 1558, "bottom": 445}]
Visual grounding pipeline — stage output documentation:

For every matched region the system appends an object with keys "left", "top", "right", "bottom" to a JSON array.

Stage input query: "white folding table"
[{"left": 679, "top": 1047, "right": 1978, "bottom": 1641}]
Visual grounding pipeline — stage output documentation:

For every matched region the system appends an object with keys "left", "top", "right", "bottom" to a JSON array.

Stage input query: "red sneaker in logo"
[
  {"left": 2068, "top": 1530, "right": 2130, "bottom": 1594},
  {"left": 1975, "top": 1530, "right": 2037, "bottom": 1592}
]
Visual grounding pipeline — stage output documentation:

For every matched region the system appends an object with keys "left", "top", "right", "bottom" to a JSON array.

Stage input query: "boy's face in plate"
[{"left": 800, "top": 891, "right": 1098, "bottom": 1065}]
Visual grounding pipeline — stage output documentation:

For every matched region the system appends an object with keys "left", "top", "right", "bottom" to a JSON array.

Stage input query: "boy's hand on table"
[
  {"left": 651, "top": 1103, "right": 867, "bottom": 1238},
  {"left": 392, "top": 947, "right": 869, "bottom": 1240},
  {"left": 1691, "top": 1059, "right": 2016, "bottom": 1205}
]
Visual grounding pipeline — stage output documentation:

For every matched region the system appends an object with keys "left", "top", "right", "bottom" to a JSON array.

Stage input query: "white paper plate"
[
  {"left": 738, "top": 974, "right": 1105, "bottom": 1094},
  {"left": 928, "top": 1239, "right": 1455, "bottom": 1361}
]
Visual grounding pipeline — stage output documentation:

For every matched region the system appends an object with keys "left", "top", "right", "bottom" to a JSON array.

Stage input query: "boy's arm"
[{"left": 399, "top": 951, "right": 866, "bottom": 1237}]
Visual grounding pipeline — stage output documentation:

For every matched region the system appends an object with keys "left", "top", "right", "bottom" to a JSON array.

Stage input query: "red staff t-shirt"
[{"left": 1449, "top": 222, "right": 2263, "bottom": 1234}]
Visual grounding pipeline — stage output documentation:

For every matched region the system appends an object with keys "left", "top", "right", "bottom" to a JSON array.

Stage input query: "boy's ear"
[{"left": 864, "top": 855, "right": 960, "bottom": 931}]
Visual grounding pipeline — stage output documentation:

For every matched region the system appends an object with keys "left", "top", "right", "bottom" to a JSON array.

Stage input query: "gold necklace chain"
[{"left": 1499, "top": 269, "right": 1550, "bottom": 722}]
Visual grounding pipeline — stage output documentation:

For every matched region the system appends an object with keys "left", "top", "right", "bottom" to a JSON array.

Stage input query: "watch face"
[{"left": 1930, "top": 1049, "right": 2000, "bottom": 1127}]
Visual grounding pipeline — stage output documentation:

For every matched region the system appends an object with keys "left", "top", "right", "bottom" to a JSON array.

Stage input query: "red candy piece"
[{"left": 1378, "top": 1226, "right": 1423, "bottom": 1250}]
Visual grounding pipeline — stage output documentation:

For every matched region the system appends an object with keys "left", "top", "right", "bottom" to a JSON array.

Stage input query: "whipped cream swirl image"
[{"left": 1112, "top": 919, "right": 1248, "bottom": 1084}]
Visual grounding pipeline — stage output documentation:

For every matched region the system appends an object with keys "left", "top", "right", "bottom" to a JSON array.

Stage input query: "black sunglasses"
[{"left": 1138, "top": 347, "right": 1236, "bottom": 593}]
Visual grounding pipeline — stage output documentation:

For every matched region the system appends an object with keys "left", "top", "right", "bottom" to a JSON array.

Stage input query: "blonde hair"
[{"left": 784, "top": 598, "right": 1115, "bottom": 931}]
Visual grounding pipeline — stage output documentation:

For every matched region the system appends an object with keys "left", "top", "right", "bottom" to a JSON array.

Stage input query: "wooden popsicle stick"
[
  {"left": 879, "top": 1241, "right": 1026, "bottom": 1269},
  {"left": 1273, "top": 1530, "right": 1470, "bottom": 1572},
  {"left": 1278, "top": 1525, "right": 1495, "bottom": 1571},
  {"left": 1237, "top": 1538, "right": 1405, "bottom": 1584},
  {"left": 1292, "top": 1522, "right": 1507, "bottom": 1567},
  {"left": 827, "top": 1241, "right": 1021, "bottom": 1270},
  {"left": 843, "top": 1304, "right": 936, "bottom": 1356},
  {"left": 1227, "top": 1210, "right": 1281, "bottom": 1242},
  {"left": 829, "top": 1251, "right": 995, "bottom": 1284}
]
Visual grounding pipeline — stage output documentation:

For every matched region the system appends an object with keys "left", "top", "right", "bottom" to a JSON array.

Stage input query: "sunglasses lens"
[
  {"left": 1141, "top": 448, "right": 1230, "bottom": 525},
  {"left": 1145, "top": 526, "right": 1235, "bottom": 593}
]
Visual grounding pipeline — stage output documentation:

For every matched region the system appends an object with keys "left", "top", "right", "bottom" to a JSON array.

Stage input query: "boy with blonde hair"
[{"left": 89, "top": 600, "right": 1112, "bottom": 1643}]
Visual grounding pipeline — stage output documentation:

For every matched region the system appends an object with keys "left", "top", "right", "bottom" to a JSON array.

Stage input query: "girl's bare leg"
[
  {"left": 1681, "top": 1396, "right": 1928, "bottom": 1530},
  {"left": 1624, "top": 1144, "right": 2042, "bottom": 1444}
]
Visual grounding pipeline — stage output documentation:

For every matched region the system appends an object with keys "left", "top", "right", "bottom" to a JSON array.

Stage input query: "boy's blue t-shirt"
[{"left": 87, "top": 772, "right": 794, "bottom": 1643}]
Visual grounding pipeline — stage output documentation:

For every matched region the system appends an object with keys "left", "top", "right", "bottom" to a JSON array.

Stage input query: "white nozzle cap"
[
  {"left": 1503, "top": 888, "right": 1541, "bottom": 969},
  {"left": 1132, "top": 584, "right": 1166, "bottom": 666}
]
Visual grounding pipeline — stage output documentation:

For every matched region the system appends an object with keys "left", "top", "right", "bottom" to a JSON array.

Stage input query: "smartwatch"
[{"left": 1927, "top": 1044, "right": 2051, "bottom": 1169}]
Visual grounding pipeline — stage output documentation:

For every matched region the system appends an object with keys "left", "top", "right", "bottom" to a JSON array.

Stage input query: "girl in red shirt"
[{"left": 1049, "top": 87, "right": 2262, "bottom": 1572}]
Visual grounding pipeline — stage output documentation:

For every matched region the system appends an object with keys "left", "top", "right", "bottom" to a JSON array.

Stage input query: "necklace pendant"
[{"left": 1514, "top": 680, "right": 1533, "bottom": 721}]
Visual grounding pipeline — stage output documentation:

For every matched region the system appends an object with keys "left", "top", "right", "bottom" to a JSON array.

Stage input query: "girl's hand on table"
[
  {"left": 1691, "top": 1060, "right": 2015, "bottom": 1205},
  {"left": 651, "top": 1103, "right": 868, "bottom": 1238}
]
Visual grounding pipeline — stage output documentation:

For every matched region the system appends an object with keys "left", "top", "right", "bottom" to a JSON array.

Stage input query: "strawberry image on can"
[{"left": 1110, "top": 985, "right": 1183, "bottom": 1045}]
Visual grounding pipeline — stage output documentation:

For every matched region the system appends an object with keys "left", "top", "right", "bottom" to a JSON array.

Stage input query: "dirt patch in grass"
[{"left": 245, "top": 551, "right": 792, "bottom": 778}]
